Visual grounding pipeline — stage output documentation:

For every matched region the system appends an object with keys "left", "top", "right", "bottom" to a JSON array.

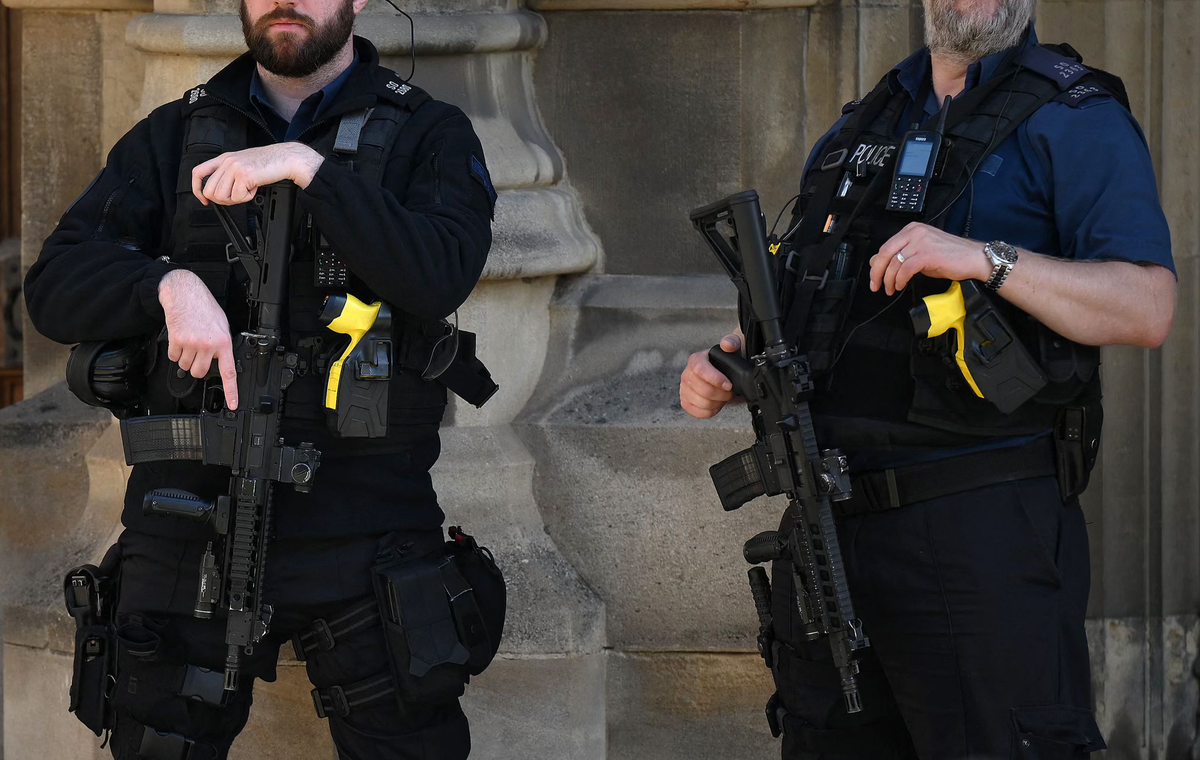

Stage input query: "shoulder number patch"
[{"left": 470, "top": 154, "right": 497, "bottom": 218}]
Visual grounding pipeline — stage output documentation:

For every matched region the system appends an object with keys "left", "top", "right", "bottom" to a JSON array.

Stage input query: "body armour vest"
[
  {"left": 758, "top": 40, "right": 1124, "bottom": 452},
  {"left": 165, "top": 83, "right": 451, "bottom": 458}
]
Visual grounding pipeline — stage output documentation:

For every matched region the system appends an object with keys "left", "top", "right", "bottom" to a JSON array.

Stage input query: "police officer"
[
  {"left": 679, "top": 0, "right": 1176, "bottom": 756},
  {"left": 24, "top": 0, "right": 498, "bottom": 757}
]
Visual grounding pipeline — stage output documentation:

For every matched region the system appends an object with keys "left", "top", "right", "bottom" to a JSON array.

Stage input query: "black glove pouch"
[{"left": 372, "top": 528, "right": 506, "bottom": 707}]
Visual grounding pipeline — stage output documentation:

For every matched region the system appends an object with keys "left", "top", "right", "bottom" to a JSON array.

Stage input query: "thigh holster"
[
  {"left": 64, "top": 543, "right": 123, "bottom": 736},
  {"left": 303, "top": 527, "right": 506, "bottom": 719}
]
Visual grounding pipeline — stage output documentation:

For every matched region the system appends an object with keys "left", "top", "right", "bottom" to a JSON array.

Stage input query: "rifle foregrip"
[
  {"left": 748, "top": 567, "right": 773, "bottom": 630},
  {"left": 743, "top": 530, "right": 784, "bottom": 565}
]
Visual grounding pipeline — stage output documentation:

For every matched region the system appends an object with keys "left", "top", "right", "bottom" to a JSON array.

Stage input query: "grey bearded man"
[
  {"left": 680, "top": 0, "right": 1176, "bottom": 756},
  {"left": 24, "top": 1, "right": 505, "bottom": 758}
]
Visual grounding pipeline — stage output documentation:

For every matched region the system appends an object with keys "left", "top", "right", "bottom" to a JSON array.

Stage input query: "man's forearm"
[{"left": 997, "top": 251, "right": 1176, "bottom": 348}]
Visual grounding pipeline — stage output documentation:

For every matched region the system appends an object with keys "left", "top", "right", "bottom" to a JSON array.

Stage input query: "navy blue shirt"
[
  {"left": 250, "top": 54, "right": 358, "bottom": 142},
  {"left": 802, "top": 27, "right": 1174, "bottom": 469}
]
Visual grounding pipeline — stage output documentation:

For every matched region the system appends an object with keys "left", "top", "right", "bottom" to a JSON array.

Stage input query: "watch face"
[{"left": 989, "top": 242, "right": 1018, "bottom": 263}]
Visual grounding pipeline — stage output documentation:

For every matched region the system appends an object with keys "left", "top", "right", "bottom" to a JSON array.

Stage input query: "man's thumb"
[{"left": 720, "top": 334, "right": 742, "bottom": 352}]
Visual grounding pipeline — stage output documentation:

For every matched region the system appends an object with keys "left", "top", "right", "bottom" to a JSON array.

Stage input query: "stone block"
[
  {"left": 1088, "top": 615, "right": 1200, "bottom": 759},
  {"left": 434, "top": 425, "right": 606, "bottom": 655},
  {"left": 19, "top": 10, "right": 104, "bottom": 397},
  {"left": 517, "top": 275, "right": 781, "bottom": 650},
  {"left": 0, "top": 383, "right": 118, "bottom": 595},
  {"left": 462, "top": 654, "right": 606, "bottom": 760},
  {"left": 607, "top": 652, "right": 776, "bottom": 760},
  {"left": 534, "top": 11, "right": 809, "bottom": 276},
  {"left": 3, "top": 644, "right": 109, "bottom": 760}
]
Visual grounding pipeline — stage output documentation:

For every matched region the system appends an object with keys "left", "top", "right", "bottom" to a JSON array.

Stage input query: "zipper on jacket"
[
  {"left": 94, "top": 176, "right": 135, "bottom": 238},
  {"left": 432, "top": 150, "right": 441, "bottom": 204}
]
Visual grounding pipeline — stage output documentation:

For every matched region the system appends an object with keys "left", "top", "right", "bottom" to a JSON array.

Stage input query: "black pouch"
[
  {"left": 63, "top": 543, "right": 122, "bottom": 736},
  {"left": 70, "top": 624, "right": 114, "bottom": 736},
  {"left": 445, "top": 526, "right": 506, "bottom": 675},
  {"left": 372, "top": 527, "right": 506, "bottom": 706},
  {"left": 1054, "top": 400, "right": 1103, "bottom": 502}
]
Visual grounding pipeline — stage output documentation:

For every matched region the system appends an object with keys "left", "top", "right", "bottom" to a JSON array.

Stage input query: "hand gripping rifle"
[
  {"left": 121, "top": 182, "right": 321, "bottom": 695},
  {"left": 690, "top": 190, "right": 870, "bottom": 714}
]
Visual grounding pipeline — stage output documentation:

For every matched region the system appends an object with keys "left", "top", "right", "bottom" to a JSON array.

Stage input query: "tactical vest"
[
  {"left": 761, "top": 41, "right": 1124, "bottom": 450},
  {"left": 165, "top": 84, "right": 458, "bottom": 457}
]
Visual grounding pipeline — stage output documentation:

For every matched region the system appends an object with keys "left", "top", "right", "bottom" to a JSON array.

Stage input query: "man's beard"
[
  {"left": 240, "top": 0, "right": 355, "bottom": 78},
  {"left": 924, "top": 0, "right": 1034, "bottom": 65}
]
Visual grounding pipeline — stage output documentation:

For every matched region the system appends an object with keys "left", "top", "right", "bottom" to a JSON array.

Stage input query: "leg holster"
[
  {"left": 64, "top": 543, "right": 123, "bottom": 736},
  {"left": 302, "top": 527, "right": 506, "bottom": 719}
]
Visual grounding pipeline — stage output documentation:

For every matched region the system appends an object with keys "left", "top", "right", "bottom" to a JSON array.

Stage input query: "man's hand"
[
  {"left": 680, "top": 333, "right": 742, "bottom": 419},
  {"left": 869, "top": 222, "right": 992, "bottom": 295},
  {"left": 191, "top": 143, "right": 324, "bottom": 206},
  {"left": 158, "top": 269, "right": 239, "bottom": 409}
]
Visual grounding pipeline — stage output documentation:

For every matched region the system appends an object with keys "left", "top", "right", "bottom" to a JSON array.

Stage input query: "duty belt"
[{"left": 834, "top": 436, "right": 1058, "bottom": 516}]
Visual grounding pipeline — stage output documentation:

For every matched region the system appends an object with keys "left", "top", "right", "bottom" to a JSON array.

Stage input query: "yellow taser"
[
  {"left": 320, "top": 293, "right": 382, "bottom": 411},
  {"left": 909, "top": 281, "right": 984, "bottom": 398}
]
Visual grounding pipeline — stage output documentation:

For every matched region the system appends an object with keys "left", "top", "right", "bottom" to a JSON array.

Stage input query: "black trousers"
[
  {"left": 106, "top": 528, "right": 470, "bottom": 760},
  {"left": 770, "top": 476, "right": 1105, "bottom": 760}
]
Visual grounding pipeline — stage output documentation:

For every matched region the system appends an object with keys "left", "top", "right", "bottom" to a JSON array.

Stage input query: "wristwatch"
[{"left": 982, "top": 240, "right": 1018, "bottom": 291}]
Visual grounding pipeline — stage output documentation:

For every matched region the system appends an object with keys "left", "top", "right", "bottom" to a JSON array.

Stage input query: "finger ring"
[{"left": 896, "top": 251, "right": 906, "bottom": 264}]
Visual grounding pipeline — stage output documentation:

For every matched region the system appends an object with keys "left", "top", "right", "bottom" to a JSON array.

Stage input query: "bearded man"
[
  {"left": 24, "top": 1, "right": 500, "bottom": 758},
  {"left": 679, "top": 0, "right": 1176, "bottom": 757}
]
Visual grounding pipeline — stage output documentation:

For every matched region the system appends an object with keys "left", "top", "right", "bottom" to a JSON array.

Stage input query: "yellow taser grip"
[
  {"left": 321, "top": 293, "right": 383, "bottom": 411},
  {"left": 913, "top": 281, "right": 984, "bottom": 399}
]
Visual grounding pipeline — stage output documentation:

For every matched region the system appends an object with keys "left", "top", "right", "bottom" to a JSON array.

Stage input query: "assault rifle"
[
  {"left": 122, "top": 182, "right": 320, "bottom": 694},
  {"left": 690, "top": 190, "right": 870, "bottom": 715}
]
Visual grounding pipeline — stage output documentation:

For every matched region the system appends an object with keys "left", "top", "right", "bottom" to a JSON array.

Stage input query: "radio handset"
[{"left": 886, "top": 95, "right": 952, "bottom": 214}]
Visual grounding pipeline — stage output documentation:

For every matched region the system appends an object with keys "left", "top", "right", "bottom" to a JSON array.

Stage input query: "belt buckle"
[
  {"left": 311, "top": 685, "right": 350, "bottom": 719},
  {"left": 312, "top": 618, "right": 336, "bottom": 652}
]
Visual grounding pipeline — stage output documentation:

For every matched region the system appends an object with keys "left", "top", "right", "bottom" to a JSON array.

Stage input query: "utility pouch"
[
  {"left": 63, "top": 543, "right": 121, "bottom": 736},
  {"left": 372, "top": 527, "right": 505, "bottom": 706},
  {"left": 779, "top": 242, "right": 860, "bottom": 375},
  {"left": 1054, "top": 402, "right": 1102, "bottom": 501}
]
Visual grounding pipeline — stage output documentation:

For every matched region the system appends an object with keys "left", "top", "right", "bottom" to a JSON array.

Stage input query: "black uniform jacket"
[{"left": 24, "top": 37, "right": 495, "bottom": 538}]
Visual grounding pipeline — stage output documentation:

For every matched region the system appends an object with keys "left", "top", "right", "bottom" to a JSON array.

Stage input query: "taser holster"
[
  {"left": 909, "top": 280, "right": 1047, "bottom": 414},
  {"left": 320, "top": 293, "right": 393, "bottom": 438}
]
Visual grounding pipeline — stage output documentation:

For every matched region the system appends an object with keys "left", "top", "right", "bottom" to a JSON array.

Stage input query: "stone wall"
[
  {"left": 526, "top": 0, "right": 1200, "bottom": 756},
  {"left": 2, "top": 0, "right": 1198, "bottom": 758}
]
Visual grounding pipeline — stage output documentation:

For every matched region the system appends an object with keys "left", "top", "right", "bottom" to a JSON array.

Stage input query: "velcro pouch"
[
  {"left": 371, "top": 529, "right": 507, "bottom": 705},
  {"left": 373, "top": 552, "right": 471, "bottom": 704},
  {"left": 69, "top": 624, "right": 114, "bottom": 736},
  {"left": 446, "top": 531, "right": 506, "bottom": 675}
]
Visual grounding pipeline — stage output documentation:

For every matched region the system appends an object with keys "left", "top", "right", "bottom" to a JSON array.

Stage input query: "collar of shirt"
[
  {"left": 894, "top": 25, "right": 1040, "bottom": 121},
  {"left": 249, "top": 52, "right": 359, "bottom": 142}
]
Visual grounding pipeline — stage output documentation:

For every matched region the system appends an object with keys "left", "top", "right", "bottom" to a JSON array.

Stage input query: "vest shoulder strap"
[{"left": 308, "top": 101, "right": 417, "bottom": 188}]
